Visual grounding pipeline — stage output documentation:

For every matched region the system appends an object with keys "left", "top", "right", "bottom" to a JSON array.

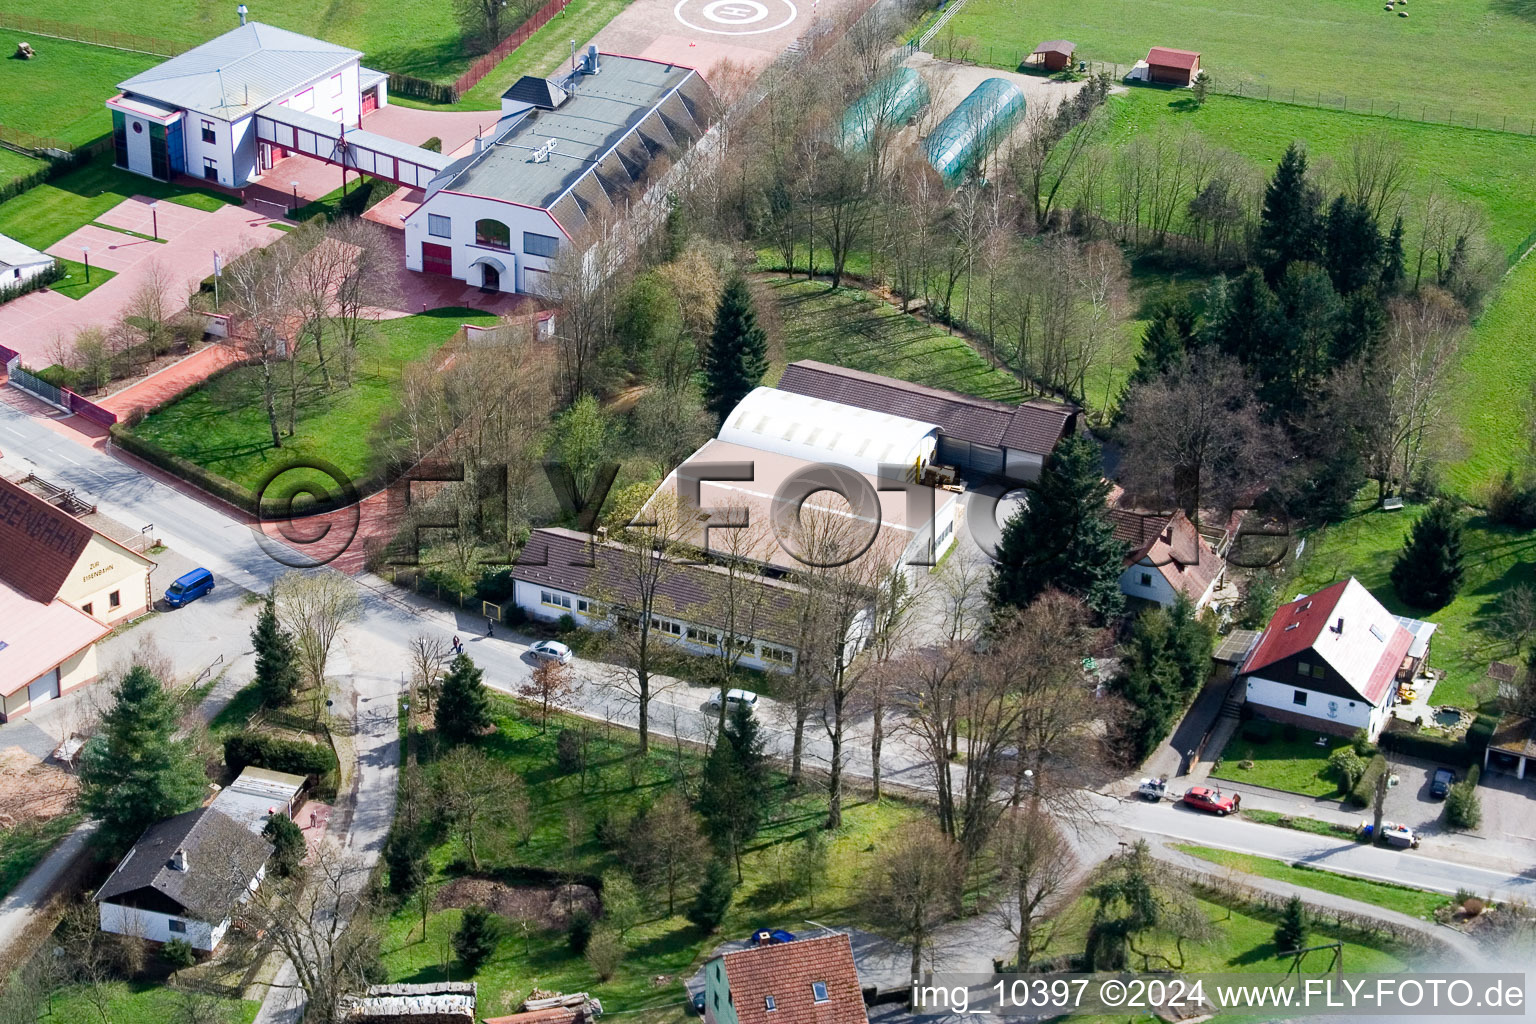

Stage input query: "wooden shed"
[
  {"left": 1145, "top": 46, "right": 1202, "bottom": 86},
  {"left": 1028, "top": 40, "right": 1076, "bottom": 72}
]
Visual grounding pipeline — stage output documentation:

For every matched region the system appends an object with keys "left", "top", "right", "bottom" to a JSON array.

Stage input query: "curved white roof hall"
[{"left": 719, "top": 387, "right": 939, "bottom": 477}]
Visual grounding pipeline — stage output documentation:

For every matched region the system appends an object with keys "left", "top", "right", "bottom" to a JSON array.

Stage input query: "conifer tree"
[
  {"left": 1322, "top": 194, "right": 1383, "bottom": 295},
  {"left": 989, "top": 436, "right": 1126, "bottom": 620},
  {"left": 1209, "top": 268, "right": 1281, "bottom": 370},
  {"left": 78, "top": 665, "right": 206, "bottom": 852},
  {"left": 702, "top": 277, "right": 768, "bottom": 422},
  {"left": 1390, "top": 498, "right": 1465, "bottom": 610},
  {"left": 698, "top": 702, "right": 767, "bottom": 879},
  {"left": 1274, "top": 895, "right": 1309, "bottom": 955},
  {"left": 252, "top": 592, "right": 301, "bottom": 706},
  {"left": 436, "top": 653, "right": 492, "bottom": 743},
  {"left": 1113, "top": 596, "right": 1214, "bottom": 760},
  {"left": 1254, "top": 143, "right": 1323, "bottom": 283},
  {"left": 1379, "top": 216, "right": 1407, "bottom": 295},
  {"left": 1126, "top": 298, "right": 1196, "bottom": 389},
  {"left": 687, "top": 858, "right": 735, "bottom": 931}
]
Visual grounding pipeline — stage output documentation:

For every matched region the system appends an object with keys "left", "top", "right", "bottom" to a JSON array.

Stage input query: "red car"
[{"left": 1182, "top": 786, "right": 1239, "bottom": 816}]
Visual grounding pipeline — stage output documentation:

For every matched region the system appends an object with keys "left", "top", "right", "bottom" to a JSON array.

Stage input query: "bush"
[
  {"left": 1379, "top": 721, "right": 1474, "bottom": 767},
  {"left": 557, "top": 613, "right": 577, "bottom": 634},
  {"left": 1487, "top": 472, "right": 1536, "bottom": 528},
  {"left": 1467, "top": 715, "right": 1498, "bottom": 761},
  {"left": 1328, "top": 748, "right": 1366, "bottom": 795},
  {"left": 1274, "top": 895, "right": 1308, "bottom": 954},
  {"left": 1350, "top": 729, "right": 1376, "bottom": 757},
  {"left": 1347, "top": 754, "right": 1388, "bottom": 808},
  {"left": 1463, "top": 897, "right": 1486, "bottom": 917},
  {"left": 687, "top": 858, "right": 734, "bottom": 932},
  {"left": 421, "top": 136, "right": 443, "bottom": 153},
  {"left": 223, "top": 731, "right": 337, "bottom": 778},
  {"left": 453, "top": 906, "right": 502, "bottom": 973},
  {"left": 1445, "top": 766, "right": 1482, "bottom": 830},
  {"left": 161, "top": 937, "right": 196, "bottom": 973},
  {"left": 566, "top": 908, "right": 594, "bottom": 954},
  {"left": 585, "top": 927, "right": 624, "bottom": 980},
  {"left": 555, "top": 729, "right": 584, "bottom": 774},
  {"left": 388, "top": 74, "right": 457, "bottom": 104},
  {"left": 0, "top": 260, "right": 66, "bottom": 306},
  {"left": 1241, "top": 720, "right": 1275, "bottom": 744},
  {"left": 111, "top": 424, "right": 258, "bottom": 514},
  {"left": 384, "top": 827, "right": 429, "bottom": 896},
  {"left": 262, "top": 813, "right": 306, "bottom": 877}
]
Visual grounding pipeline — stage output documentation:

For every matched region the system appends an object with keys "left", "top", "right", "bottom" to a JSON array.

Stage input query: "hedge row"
[
  {"left": 388, "top": 73, "right": 457, "bottom": 104},
  {"left": 224, "top": 731, "right": 337, "bottom": 778},
  {"left": 110, "top": 421, "right": 259, "bottom": 514},
  {"left": 1347, "top": 753, "right": 1388, "bottom": 808},
  {"left": 1378, "top": 716, "right": 1497, "bottom": 768},
  {"left": 0, "top": 260, "right": 64, "bottom": 305}
]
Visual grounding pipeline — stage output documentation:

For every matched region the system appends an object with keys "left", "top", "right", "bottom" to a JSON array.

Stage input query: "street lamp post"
[
  {"left": 290, "top": 180, "right": 301, "bottom": 217},
  {"left": 81, "top": 246, "right": 90, "bottom": 283},
  {"left": 149, "top": 200, "right": 159, "bottom": 240}
]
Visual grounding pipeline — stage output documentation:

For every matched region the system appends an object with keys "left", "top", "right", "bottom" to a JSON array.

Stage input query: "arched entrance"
[{"left": 481, "top": 263, "right": 500, "bottom": 292}]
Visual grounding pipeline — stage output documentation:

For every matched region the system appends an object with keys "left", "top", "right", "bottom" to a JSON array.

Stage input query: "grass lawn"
[
  {"left": 385, "top": 698, "right": 923, "bottom": 1017},
  {"left": 0, "top": 148, "right": 46, "bottom": 188},
  {"left": 1172, "top": 844, "right": 1452, "bottom": 919},
  {"left": 0, "top": 158, "right": 242, "bottom": 251},
  {"left": 1241, "top": 808, "right": 1360, "bottom": 842},
  {"left": 49, "top": 257, "right": 117, "bottom": 300},
  {"left": 0, "top": 813, "right": 80, "bottom": 902},
  {"left": 1287, "top": 498, "right": 1536, "bottom": 709},
  {"left": 943, "top": 0, "right": 1536, "bottom": 126},
  {"left": 1444, "top": 256, "right": 1536, "bottom": 496},
  {"left": 1086, "top": 91, "right": 1536, "bottom": 265},
  {"left": 1211, "top": 726, "right": 1351, "bottom": 799},
  {"left": 39, "top": 982, "right": 259, "bottom": 1024},
  {"left": 126, "top": 308, "right": 500, "bottom": 491},
  {"left": 1043, "top": 888, "right": 1409, "bottom": 975},
  {"left": 0, "top": 38, "right": 155, "bottom": 147},
  {"left": 762, "top": 276, "right": 1026, "bottom": 404}
]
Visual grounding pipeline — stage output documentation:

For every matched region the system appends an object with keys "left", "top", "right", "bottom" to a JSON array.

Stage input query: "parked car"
[
  {"left": 706, "top": 688, "right": 759, "bottom": 712},
  {"left": 1430, "top": 767, "right": 1455, "bottom": 799},
  {"left": 690, "top": 990, "right": 706, "bottom": 1015},
  {"left": 1182, "top": 786, "right": 1239, "bottom": 816},
  {"left": 1360, "top": 820, "right": 1421, "bottom": 849},
  {"left": 529, "top": 639, "right": 574, "bottom": 664},
  {"left": 1137, "top": 777, "right": 1169, "bottom": 802},
  {"left": 164, "top": 567, "right": 214, "bottom": 608}
]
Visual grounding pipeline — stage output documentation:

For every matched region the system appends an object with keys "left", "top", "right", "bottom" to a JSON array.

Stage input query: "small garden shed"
[
  {"left": 1146, "top": 46, "right": 1202, "bottom": 86},
  {"left": 1028, "top": 40, "right": 1076, "bottom": 72}
]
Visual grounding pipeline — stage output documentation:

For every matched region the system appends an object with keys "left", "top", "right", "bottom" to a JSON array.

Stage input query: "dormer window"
[
  {"left": 811, "top": 982, "right": 829, "bottom": 1003},
  {"left": 765, "top": 996, "right": 777, "bottom": 1011}
]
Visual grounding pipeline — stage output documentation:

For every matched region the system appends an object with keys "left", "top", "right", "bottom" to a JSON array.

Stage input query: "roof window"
[
  {"left": 1283, "top": 622, "right": 1300, "bottom": 631},
  {"left": 811, "top": 982, "right": 829, "bottom": 1003},
  {"left": 1369, "top": 624, "right": 1385, "bottom": 641},
  {"left": 765, "top": 996, "right": 777, "bottom": 1011}
]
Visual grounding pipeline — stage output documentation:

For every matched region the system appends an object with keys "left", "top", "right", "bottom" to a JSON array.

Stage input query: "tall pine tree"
[
  {"left": 78, "top": 665, "right": 207, "bottom": 853},
  {"left": 1254, "top": 143, "right": 1323, "bottom": 284},
  {"left": 702, "top": 277, "right": 768, "bottom": 422},
  {"left": 436, "top": 653, "right": 492, "bottom": 743},
  {"left": 1379, "top": 216, "right": 1407, "bottom": 295},
  {"left": 989, "top": 435, "right": 1126, "bottom": 620},
  {"left": 1209, "top": 268, "right": 1282, "bottom": 369},
  {"left": 697, "top": 702, "right": 767, "bottom": 880},
  {"left": 1390, "top": 498, "right": 1465, "bottom": 610},
  {"left": 1126, "top": 297, "right": 1197, "bottom": 390},
  {"left": 252, "top": 592, "right": 301, "bottom": 706},
  {"left": 1322, "top": 195, "right": 1383, "bottom": 296},
  {"left": 1113, "top": 595, "right": 1214, "bottom": 761}
]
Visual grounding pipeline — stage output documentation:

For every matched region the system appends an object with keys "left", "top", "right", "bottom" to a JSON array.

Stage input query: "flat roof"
[
  {"left": 211, "top": 767, "right": 306, "bottom": 834},
  {"left": 117, "top": 21, "right": 359, "bottom": 121},
  {"left": 649, "top": 438, "right": 955, "bottom": 574},
  {"left": 0, "top": 232, "right": 53, "bottom": 272},
  {"left": 0, "top": 581, "right": 110, "bottom": 698},
  {"left": 434, "top": 55, "right": 703, "bottom": 211}
]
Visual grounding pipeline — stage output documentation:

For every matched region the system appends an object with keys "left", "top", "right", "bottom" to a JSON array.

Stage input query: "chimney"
[
  {"left": 1335, "top": 616, "right": 1344, "bottom": 634},
  {"left": 586, "top": 45, "right": 600, "bottom": 74},
  {"left": 237, "top": 3, "right": 248, "bottom": 25},
  {"left": 171, "top": 848, "right": 188, "bottom": 871}
]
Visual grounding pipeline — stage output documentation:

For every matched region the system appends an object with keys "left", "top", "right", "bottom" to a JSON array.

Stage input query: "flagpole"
[{"left": 213, "top": 250, "right": 221, "bottom": 308}]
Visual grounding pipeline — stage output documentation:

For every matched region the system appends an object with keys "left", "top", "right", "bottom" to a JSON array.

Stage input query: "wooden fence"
[
  {"left": 0, "top": 16, "right": 186, "bottom": 57},
  {"left": 391, "top": 0, "right": 577, "bottom": 103}
]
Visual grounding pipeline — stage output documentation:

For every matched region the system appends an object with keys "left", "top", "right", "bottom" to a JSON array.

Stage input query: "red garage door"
[
  {"left": 422, "top": 243, "right": 452, "bottom": 276},
  {"left": 362, "top": 87, "right": 379, "bottom": 115}
]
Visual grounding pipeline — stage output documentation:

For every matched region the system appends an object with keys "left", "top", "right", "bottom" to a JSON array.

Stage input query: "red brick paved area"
[{"left": 99, "top": 343, "right": 248, "bottom": 421}]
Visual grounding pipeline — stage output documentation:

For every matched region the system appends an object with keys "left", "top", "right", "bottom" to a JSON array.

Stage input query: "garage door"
[
  {"left": 362, "top": 87, "right": 379, "bottom": 115},
  {"left": 968, "top": 445, "right": 1006, "bottom": 478},
  {"left": 422, "top": 242, "right": 453, "bottom": 277},
  {"left": 27, "top": 670, "right": 60, "bottom": 705}
]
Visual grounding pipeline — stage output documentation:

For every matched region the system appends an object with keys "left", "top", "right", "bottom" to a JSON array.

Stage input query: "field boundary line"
[{"left": 916, "top": 0, "right": 978, "bottom": 49}]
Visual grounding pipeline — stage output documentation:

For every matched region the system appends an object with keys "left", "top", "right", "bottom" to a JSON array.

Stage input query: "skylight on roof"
[
  {"left": 1284, "top": 622, "right": 1299, "bottom": 631},
  {"left": 765, "top": 996, "right": 777, "bottom": 1011},
  {"left": 1369, "top": 624, "right": 1385, "bottom": 641},
  {"left": 811, "top": 982, "right": 829, "bottom": 1003}
]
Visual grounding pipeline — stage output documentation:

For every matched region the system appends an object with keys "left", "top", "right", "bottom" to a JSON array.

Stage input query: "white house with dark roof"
[
  {"left": 96, "top": 807, "right": 273, "bottom": 951},
  {"left": 107, "top": 18, "right": 388, "bottom": 187},
  {"left": 1237, "top": 577, "right": 1435, "bottom": 739},
  {"left": 403, "top": 53, "right": 716, "bottom": 295}
]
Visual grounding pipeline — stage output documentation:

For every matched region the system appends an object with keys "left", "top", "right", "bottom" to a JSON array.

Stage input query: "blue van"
[{"left": 165, "top": 568, "right": 214, "bottom": 608}]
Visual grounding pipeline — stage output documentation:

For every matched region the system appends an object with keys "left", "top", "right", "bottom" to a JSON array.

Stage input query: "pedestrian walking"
[
  {"left": 487, "top": 616, "right": 494, "bottom": 638},
  {"left": 452, "top": 635, "right": 461, "bottom": 655}
]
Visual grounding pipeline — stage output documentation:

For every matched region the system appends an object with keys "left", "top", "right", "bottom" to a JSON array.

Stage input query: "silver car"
[
  {"left": 706, "top": 688, "right": 759, "bottom": 712},
  {"left": 529, "top": 639, "right": 574, "bottom": 664}
]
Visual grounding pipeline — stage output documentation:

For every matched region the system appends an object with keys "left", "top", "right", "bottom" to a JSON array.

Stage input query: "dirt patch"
[
  {"left": 0, "top": 747, "right": 78, "bottom": 826},
  {"left": 434, "top": 879, "right": 600, "bottom": 926}
]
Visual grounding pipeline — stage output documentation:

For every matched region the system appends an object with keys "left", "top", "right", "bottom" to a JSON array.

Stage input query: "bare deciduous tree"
[
  {"left": 408, "top": 634, "right": 450, "bottom": 714},
  {"left": 274, "top": 571, "right": 361, "bottom": 689},
  {"left": 992, "top": 807, "right": 1075, "bottom": 970},
  {"left": 520, "top": 658, "right": 577, "bottom": 729},
  {"left": 435, "top": 745, "right": 528, "bottom": 870},
  {"left": 866, "top": 824, "right": 963, "bottom": 979}
]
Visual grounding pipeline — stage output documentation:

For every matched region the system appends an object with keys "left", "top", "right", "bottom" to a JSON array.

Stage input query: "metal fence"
[
  {"left": 0, "top": 16, "right": 186, "bottom": 57},
  {"left": 8, "top": 365, "right": 66, "bottom": 409}
]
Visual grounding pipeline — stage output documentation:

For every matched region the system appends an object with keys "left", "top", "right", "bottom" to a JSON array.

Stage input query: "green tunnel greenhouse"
[
  {"left": 922, "top": 77, "right": 1026, "bottom": 185},
  {"left": 839, "top": 66, "right": 931, "bottom": 152}
]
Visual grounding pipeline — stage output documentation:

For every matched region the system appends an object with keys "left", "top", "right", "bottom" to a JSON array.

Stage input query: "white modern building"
[
  {"left": 1237, "top": 577, "right": 1435, "bottom": 739},
  {"left": 107, "top": 19, "right": 389, "bottom": 187},
  {"left": 0, "top": 233, "right": 55, "bottom": 293},
  {"left": 404, "top": 53, "right": 716, "bottom": 294},
  {"left": 96, "top": 807, "right": 272, "bottom": 951}
]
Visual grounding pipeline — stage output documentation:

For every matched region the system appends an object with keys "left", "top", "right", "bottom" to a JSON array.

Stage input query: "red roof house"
[
  {"left": 1145, "top": 47, "right": 1201, "bottom": 86},
  {"left": 1107, "top": 506, "right": 1224, "bottom": 610},
  {"left": 702, "top": 934, "right": 867, "bottom": 1024},
  {"left": 1238, "top": 578, "right": 1427, "bottom": 739}
]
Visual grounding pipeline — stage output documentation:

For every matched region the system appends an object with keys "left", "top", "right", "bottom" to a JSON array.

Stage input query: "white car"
[
  {"left": 529, "top": 640, "right": 574, "bottom": 664},
  {"left": 706, "top": 688, "right": 759, "bottom": 712}
]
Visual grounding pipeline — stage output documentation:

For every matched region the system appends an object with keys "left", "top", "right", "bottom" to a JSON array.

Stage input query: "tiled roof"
[
  {"left": 1147, "top": 47, "right": 1201, "bottom": 69},
  {"left": 1109, "top": 507, "right": 1223, "bottom": 604},
  {"left": 1239, "top": 578, "right": 1416, "bottom": 706},
  {"left": 96, "top": 808, "right": 273, "bottom": 921},
  {"left": 776, "top": 361, "right": 1074, "bottom": 456},
  {"left": 1034, "top": 40, "right": 1076, "bottom": 55},
  {"left": 719, "top": 934, "right": 868, "bottom": 1024},
  {"left": 509, "top": 528, "right": 804, "bottom": 647},
  {"left": 0, "top": 476, "right": 93, "bottom": 603}
]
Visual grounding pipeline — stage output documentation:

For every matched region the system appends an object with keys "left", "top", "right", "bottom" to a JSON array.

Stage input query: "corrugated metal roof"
[
  {"left": 258, "top": 105, "right": 450, "bottom": 171},
  {"left": 438, "top": 55, "right": 713, "bottom": 213},
  {"left": 0, "top": 232, "right": 52, "bottom": 271},
  {"left": 117, "top": 22, "right": 360, "bottom": 121}
]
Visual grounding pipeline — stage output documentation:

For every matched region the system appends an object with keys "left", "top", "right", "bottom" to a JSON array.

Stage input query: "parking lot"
[{"left": 1376, "top": 753, "right": 1536, "bottom": 846}]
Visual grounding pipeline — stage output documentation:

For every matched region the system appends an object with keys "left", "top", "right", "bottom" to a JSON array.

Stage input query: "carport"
[{"left": 1484, "top": 713, "right": 1536, "bottom": 779}]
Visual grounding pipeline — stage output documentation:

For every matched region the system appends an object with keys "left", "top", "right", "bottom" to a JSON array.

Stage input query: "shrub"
[
  {"left": 1328, "top": 748, "right": 1366, "bottom": 794},
  {"left": 1241, "top": 720, "right": 1274, "bottom": 744},
  {"left": 262, "top": 813, "right": 306, "bottom": 877},
  {"left": 0, "top": 260, "right": 66, "bottom": 305},
  {"left": 557, "top": 613, "right": 577, "bottom": 634},
  {"left": 1446, "top": 767, "right": 1482, "bottom": 830},
  {"left": 1350, "top": 729, "right": 1376, "bottom": 757},
  {"left": 223, "top": 731, "right": 337, "bottom": 778},
  {"left": 453, "top": 906, "right": 502, "bottom": 973},
  {"left": 556, "top": 729, "right": 584, "bottom": 774},
  {"left": 421, "top": 136, "right": 443, "bottom": 153},
  {"left": 1487, "top": 472, "right": 1536, "bottom": 528},
  {"left": 384, "top": 827, "right": 429, "bottom": 896},
  {"left": 1379, "top": 721, "right": 1474, "bottom": 767},
  {"left": 388, "top": 74, "right": 457, "bottom": 104},
  {"left": 1467, "top": 715, "right": 1498, "bottom": 762},
  {"left": 161, "top": 937, "right": 196, "bottom": 974},
  {"left": 1274, "top": 895, "right": 1308, "bottom": 954},
  {"left": 566, "top": 909, "right": 594, "bottom": 954},
  {"left": 1347, "top": 754, "right": 1387, "bottom": 808},
  {"left": 1463, "top": 897, "right": 1485, "bottom": 917},
  {"left": 585, "top": 926, "right": 624, "bottom": 980}
]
